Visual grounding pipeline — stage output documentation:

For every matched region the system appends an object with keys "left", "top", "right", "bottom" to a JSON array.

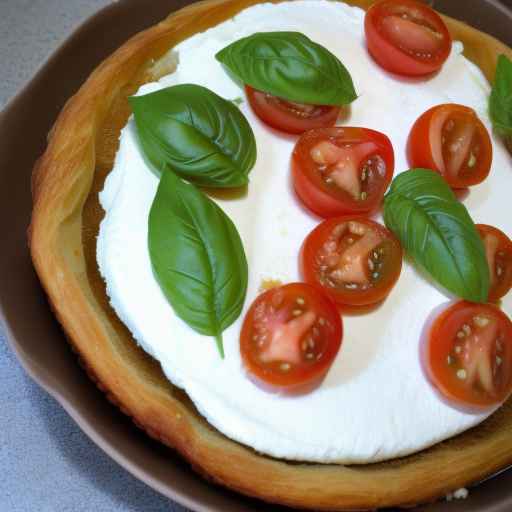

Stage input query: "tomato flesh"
[
  {"left": 365, "top": 0, "right": 451, "bottom": 76},
  {"left": 245, "top": 86, "right": 340, "bottom": 135},
  {"left": 292, "top": 127, "right": 394, "bottom": 218},
  {"left": 424, "top": 301, "right": 512, "bottom": 411},
  {"left": 240, "top": 283, "right": 342, "bottom": 391},
  {"left": 477, "top": 224, "right": 512, "bottom": 302},
  {"left": 408, "top": 104, "right": 493, "bottom": 188},
  {"left": 301, "top": 217, "right": 403, "bottom": 307}
]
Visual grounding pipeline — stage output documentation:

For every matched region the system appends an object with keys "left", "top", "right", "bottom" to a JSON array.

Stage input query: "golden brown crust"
[{"left": 29, "top": 0, "right": 512, "bottom": 509}]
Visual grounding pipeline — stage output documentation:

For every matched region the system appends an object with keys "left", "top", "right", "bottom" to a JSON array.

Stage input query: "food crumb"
[
  {"left": 446, "top": 487, "right": 469, "bottom": 501},
  {"left": 259, "top": 278, "right": 283, "bottom": 291}
]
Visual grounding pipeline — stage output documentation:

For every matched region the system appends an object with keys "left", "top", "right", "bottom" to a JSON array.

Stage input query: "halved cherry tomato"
[
  {"left": 423, "top": 301, "right": 512, "bottom": 411},
  {"left": 477, "top": 224, "right": 512, "bottom": 302},
  {"left": 245, "top": 86, "right": 340, "bottom": 134},
  {"left": 301, "top": 217, "right": 403, "bottom": 307},
  {"left": 408, "top": 104, "right": 493, "bottom": 188},
  {"left": 292, "top": 127, "right": 394, "bottom": 218},
  {"left": 240, "top": 283, "right": 342, "bottom": 391},
  {"left": 364, "top": 0, "right": 451, "bottom": 76}
]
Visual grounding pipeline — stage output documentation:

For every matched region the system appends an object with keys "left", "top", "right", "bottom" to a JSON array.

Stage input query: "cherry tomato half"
[
  {"left": 408, "top": 104, "right": 493, "bottom": 188},
  {"left": 245, "top": 86, "right": 340, "bottom": 135},
  {"left": 240, "top": 283, "right": 342, "bottom": 392},
  {"left": 364, "top": 0, "right": 451, "bottom": 76},
  {"left": 477, "top": 224, "right": 512, "bottom": 302},
  {"left": 424, "top": 301, "right": 512, "bottom": 412},
  {"left": 292, "top": 127, "right": 395, "bottom": 218},
  {"left": 301, "top": 217, "right": 403, "bottom": 307}
]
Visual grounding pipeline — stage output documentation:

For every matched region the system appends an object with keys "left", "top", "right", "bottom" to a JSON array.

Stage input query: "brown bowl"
[{"left": 3, "top": 0, "right": 512, "bottom": 510}]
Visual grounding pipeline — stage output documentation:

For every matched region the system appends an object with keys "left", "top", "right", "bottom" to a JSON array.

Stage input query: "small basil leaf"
[
  {"left": 149, "top": 170, "right": 248, "bottom": 357},
  {"left": 489, "top": 54, "right": 512, "bottom": 141},
  {"left": 216, "top": 31, "right": 357, "bottom": 106},
  {"left": 383, "top": 169, "right": 490, "bottom": 303},
  {"left": 130, "top": 84, "right": 256, "bottom": 188}
]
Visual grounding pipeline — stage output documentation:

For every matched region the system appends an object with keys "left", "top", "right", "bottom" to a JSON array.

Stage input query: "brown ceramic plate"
[{"left": 2, "top": 0, "right": 512, "bottom": 510}]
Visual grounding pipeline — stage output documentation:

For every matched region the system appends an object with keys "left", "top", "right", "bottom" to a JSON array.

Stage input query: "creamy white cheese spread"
[{"left": 97, "top": 0, "right": 512, "bottom": 463}]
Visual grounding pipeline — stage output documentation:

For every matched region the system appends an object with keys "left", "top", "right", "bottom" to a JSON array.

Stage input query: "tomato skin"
[
  {"left": 477, "top": 224, "right": 512, "bottom": 302},
  {"left": 423, "top": 301, "right": 512, "bottom": 412},
  {"left": 245, "top": 86, "right": 340, "bottom": 135},
  {"left": 407, "top": 104, "right": 493, "bottom": 189},
  {"left": 365, "top": 0, "right": 451, "bottom": 76},
  {"left": 240, "top": 283, "right": 342, "bottom": 392},
  {"left": 292, "top": 127, "right": 395, "bottom": 218},
  {"left": 301, "top": 217, "right": 403, "bottom": 307}
]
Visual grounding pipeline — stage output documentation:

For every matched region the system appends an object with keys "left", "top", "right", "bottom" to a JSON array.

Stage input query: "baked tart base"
[{"left": 29, "top": 0, "right": 512, "bottom": 509}]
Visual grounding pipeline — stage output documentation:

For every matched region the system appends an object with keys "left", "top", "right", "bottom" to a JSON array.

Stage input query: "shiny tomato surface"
[
  {"left": 407, "top": 103, "right": 492, "bottom": 188},
  {"left": 292, "top": 127, "right": 394, "bottom": 218},
  {"left": 364, "top": 0, "right": 451, "bottom": 76},
  {"left": 240, "top": 283, "right": 342, "bottom": 392},
  {"left": 301, "top": 217, "right": 403, "bottom": 307},
  {"left": 424, "top": 301, "right": 512, "bottom": 411},
  {"left": 477, "top": 224, "right": 512, "bottom": 302},
  {"left": 245, "top": 86, "right": 340, "bottom": 134}
]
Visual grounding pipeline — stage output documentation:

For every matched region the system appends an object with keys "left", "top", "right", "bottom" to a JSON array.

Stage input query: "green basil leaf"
[
  {"left": 489, "top": 54, "right": 512, "bottom": 140},
  {"left": 383, "top": 169, "right": 489, "bottom": 303},
  {"left": 148, "top": 170, "right": 248, "bottom": 357},
  {"left": 130, "top": 84, "right": 256, "bottom": 188},
  {"left": 215, "top": 31, "right": 357, "bottom": 106}
]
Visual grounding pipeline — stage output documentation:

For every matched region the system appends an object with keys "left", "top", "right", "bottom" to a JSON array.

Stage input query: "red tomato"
[
  {"left": 292, "top": 127, "right": 394, "bottom": 218},
  {"left": 301, "top": 217, "right": 403, "bottom": 307},
  {"left": 240, "top": 283, "right": 342, "bottom": 391},
  {"left": 245, "top": 86, "right": 340, "bottom": 134},
  {"left": 477, "top": 224, "right": 512, "bottom": 302},
  {"left": 408, "top": 104, "right": 493, "bottom": 188},
  {"left": 424, "top": 301, "right": 512, "bottom": 411},
  {"left": 364, "top": 0, "right": 451, "bottom": 76}
]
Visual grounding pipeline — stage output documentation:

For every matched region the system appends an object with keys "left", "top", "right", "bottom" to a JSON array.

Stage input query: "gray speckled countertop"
[{"left": 0, "top": 1, "right": 188, "bottom": 510}]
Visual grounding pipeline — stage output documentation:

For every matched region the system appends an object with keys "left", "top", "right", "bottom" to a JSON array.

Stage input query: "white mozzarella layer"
[{"left": 97, "top": 0, "right": 512, "bottom": 463}]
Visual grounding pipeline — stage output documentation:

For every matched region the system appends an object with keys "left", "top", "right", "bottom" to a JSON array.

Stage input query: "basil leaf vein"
[
  {"left": 216, "top": 31, "right": 357, "bottom": 106},
  {"left": 149, "top": 170, "right": 248, "bottom": 357},
  {"left": 383, "top": 169, "right": 489, "bottom": 303},
  {"left": 489, "top": 54, "right": 512, "bottom": 140},
  {"left": 130, "top": 84, "right": 256, "bottom": 188}
]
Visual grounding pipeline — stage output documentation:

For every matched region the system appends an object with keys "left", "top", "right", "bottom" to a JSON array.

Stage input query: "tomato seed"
[
  {"left": 456, "top": 369, "right": 467, "bottom": 380},
  {"left": 473, "top": 315, "right": 489, "bottom": 328}
]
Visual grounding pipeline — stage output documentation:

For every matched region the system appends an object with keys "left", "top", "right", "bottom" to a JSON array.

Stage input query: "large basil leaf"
[
  {"left": 383, "top": 169, "right": 489, "bottom": 303},
  {"left": 216, "top": 32, "right": 357, "bottom": 106},
  {"left": 130, "top": 84, "right": 256, "bottom": 188},
  {"left": 149, "top": 170, "right": 248, "bottom": 357},
  {"left": 489, "top": 54, "right": 512, "bottom": 144}
]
